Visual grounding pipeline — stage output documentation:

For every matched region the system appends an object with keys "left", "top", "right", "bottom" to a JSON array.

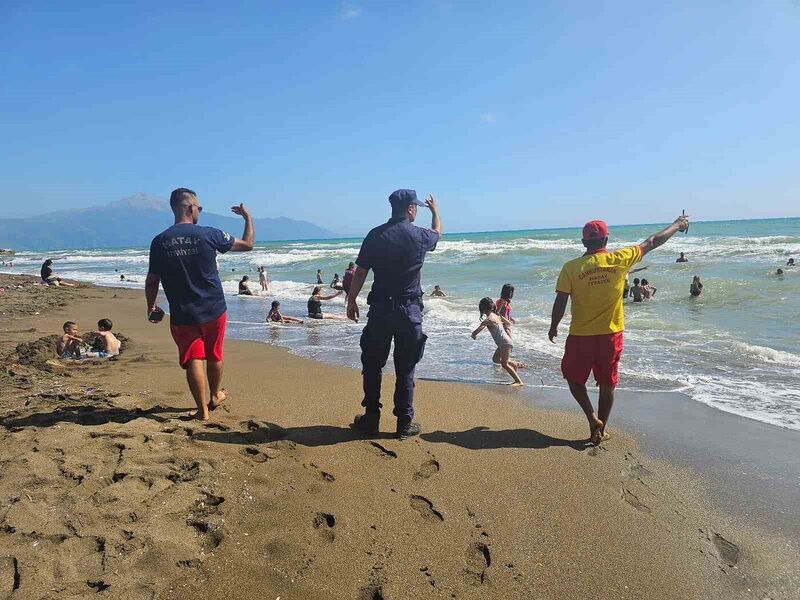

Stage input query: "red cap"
[{"left": 582, "top": 220, "right": 609, "bottom": 240}]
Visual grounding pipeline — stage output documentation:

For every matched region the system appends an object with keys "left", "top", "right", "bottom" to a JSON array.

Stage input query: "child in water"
[
  {"left": 266, "top": 301, "right": 304, "bottom": 324},
  {"left": 495, "top": 283, "right": 515, "bottom": 323},
  {"left": 471, "top": 297, "right": 523, "bottom": 385}
]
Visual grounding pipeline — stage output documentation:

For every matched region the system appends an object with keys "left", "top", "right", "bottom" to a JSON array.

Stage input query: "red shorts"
[
  {"left": 561, "top": 332, "right": 623, "bottom": 387},
  {"left": 170, "top": 312, "right": 227, "bottom": 369}
]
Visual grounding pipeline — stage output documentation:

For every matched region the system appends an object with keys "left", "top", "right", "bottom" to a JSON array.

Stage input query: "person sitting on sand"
[
  {"left": 472, "top": 297, "right": 523, "bottom": 385},
  {"left": 787, "top": 258, "right": 795, "bottom": 267},
  {"left": 93, "top": 318, "right": 121, "bottom": 357},
  {"left": 676, "top": 252, "right": 688, "bottom": 263},
  {"left": 430, "top": 285, "right": 446, "bottom": 297},
  {"left": 316, "top": 269, "right": 324, "bottom": 284},
  {"left": 494, "top": 284, "right": 515, "bottom": 322},
  {"left": 641, "top": 278, "right": 657, "bottom": 299},
  {"left": 331, "top": 273, "right": 343, "bottom": 290},
  {"left": 258, "top": 266, "right": 270, "bottom": 292},
  {"left": 266, "top": 300, "right": 304, "bottom": 324},
  {"left": 57, "top": 321, "right": 85, "bottom": 359},
  {"left": 689, "top": 275, "right": 703, "bottom": 297},
  {"left": 40, "top": 259, "right": 76, "bottom": 287},
  {"left": 238, "top": 275, "right": 254, "bottom": 295},
  {"left": 308, "top": 286, "right": 345, "bottom": 319}
]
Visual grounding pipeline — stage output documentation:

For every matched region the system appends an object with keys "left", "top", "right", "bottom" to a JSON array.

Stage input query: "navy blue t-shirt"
[
  {"left": 356, "top": 217, "right": 439, "bottom": 301},
  {"left": 148, "top": 223, "right": 235, "bottom": 325}
]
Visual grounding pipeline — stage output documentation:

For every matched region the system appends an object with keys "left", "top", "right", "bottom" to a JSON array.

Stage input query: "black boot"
[
  {"left": 396, "top": 420, "right": 421, "bottom": 440},
  {"left": 352, "top": 413, "right": 380, "bottom": 436}
]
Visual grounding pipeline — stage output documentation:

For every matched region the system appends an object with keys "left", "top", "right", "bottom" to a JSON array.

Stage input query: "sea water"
[{"left": 3, "top": 218, "right": 798, "bottom": 431}]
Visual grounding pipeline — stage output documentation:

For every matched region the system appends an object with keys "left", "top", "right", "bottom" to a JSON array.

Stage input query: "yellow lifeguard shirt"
[{"left": 555, "top": 246, "right": 643, "bottom": 336}]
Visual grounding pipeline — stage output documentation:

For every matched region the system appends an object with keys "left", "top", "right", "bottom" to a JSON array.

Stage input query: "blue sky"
[{"left": 1, "top": 1, "right": 798, "bottom": 235}]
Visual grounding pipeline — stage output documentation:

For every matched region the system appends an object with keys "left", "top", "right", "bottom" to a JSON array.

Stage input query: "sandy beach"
[{"left": 0, "top": 274, "right": 797, "bottom": 599}]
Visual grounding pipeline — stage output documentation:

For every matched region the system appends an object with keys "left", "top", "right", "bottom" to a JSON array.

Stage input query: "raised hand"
[
  {"left": 231, "top": 203, "right": 251, "bottom": 219},
  {"left": 424, "top": 194, "right": 438, "bottom": 212}
]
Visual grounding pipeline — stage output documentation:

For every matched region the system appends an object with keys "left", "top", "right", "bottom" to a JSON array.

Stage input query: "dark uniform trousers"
[{"left": 360, "top": 298, "right": 427, "bottom": 424}]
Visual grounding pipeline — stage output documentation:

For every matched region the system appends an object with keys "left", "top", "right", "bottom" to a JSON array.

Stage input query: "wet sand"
[{"left": 0, "top": 274, "right": 797, "bottom": 599}]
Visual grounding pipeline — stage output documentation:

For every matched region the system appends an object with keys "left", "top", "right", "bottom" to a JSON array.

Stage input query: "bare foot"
[
  {"left": 511, "top": 381, "right": 524, "bottom": 387},
  {"left": 186, "top": 410, "right": 210, "bottom": 421},
  {"left": 589, "top": 419, "right": 605, "bottom": 444},
  {"left": 209, "top": 389, "right": 228, "bottom": 411}
]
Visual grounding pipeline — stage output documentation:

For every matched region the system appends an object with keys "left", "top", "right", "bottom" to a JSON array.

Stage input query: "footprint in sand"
[
  {"left": 242, "top": 447, "right": 280, "bottom": 462},
  {"left": 464, "top": 541, "right": 491, "bottom": 586},
  {"left": 409, "top": 495, "right": 444, "bottom": 522},
  {"left": 702, "top": 529, "right": 739, "bottom": 567},
  {"left": 0, "top": 556, "right": 20, "bottom": 595},
  {"left": 368, "top": 441, "right": 397, "bottom": 459},
  {"left": 313, "top": 512, "right": 336, "bottom": 542},
  {"left": 307, "top": 463, "right": 336, "bottom": 482},
  {"left": 621, "top": 487, "right": 652, "bottom": 514},
  {"left": 186, "top": 517, "right": 224, "bottom": 551},
  {"left": 413, "top": 458, "right": 440, "bottom": 480}
]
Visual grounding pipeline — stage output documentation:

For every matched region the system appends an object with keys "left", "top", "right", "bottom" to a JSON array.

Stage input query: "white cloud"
[
  {"left": 340, "top": 4, "right": 363, "bottom": 19},
  {"left": 480, "top": 112, "right": 497, "bottom": 123}
]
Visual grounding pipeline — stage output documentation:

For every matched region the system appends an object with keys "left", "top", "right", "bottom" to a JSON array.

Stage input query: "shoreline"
[{"left": 0, "top": 275, "right": 798, "bottom": 598}]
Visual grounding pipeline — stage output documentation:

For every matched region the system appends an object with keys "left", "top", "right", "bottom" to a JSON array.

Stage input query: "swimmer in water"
[
  {"left": 429, "top": 285, "right": 446, "bottom": 297},
  {"left": 689, "top": 275, "right": 703, "bottom": 297}
]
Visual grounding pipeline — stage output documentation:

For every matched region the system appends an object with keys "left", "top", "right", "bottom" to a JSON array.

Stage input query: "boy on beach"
[
  {"left": 548, "top": 215, "right": 689, "bottom": 444},
  {"left": 57, "top": 321, "right": 84, "bottom": 359},
  {"left": 93, "top": 318, "right": 121, "bottom": 357}
]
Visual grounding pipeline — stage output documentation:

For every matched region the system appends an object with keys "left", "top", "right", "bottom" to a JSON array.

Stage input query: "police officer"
[{"left": 346, "top": 190, "right": 443, "bottom": 439}]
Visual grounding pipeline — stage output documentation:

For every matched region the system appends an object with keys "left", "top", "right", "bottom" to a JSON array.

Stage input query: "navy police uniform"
[{"left": 356, "top": 190, "right": 439, "bottom": 428}]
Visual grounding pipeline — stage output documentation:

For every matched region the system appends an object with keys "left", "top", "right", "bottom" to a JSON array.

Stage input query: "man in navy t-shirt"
[
  {"left": 346, "top": 189, "right": 443, "bottom": 439},
  {"left": 145, "top": 188, "right": 254, "bottom": 420}
]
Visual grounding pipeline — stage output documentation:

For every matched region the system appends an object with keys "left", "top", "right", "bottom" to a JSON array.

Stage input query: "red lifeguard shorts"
[
  {"left": 561, "top": 332, "right": 624, "bottom": 387},
  {"left": 170, "top": 312, "right": 227, "bottom": 369}
]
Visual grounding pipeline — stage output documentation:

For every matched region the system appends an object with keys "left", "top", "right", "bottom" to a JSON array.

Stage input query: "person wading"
[
  {"left": 548, "top": 215, "right": 689, "bottom": 444},
  {"left": 145, "top": 188, "right": 254, "bottom": 420},
  {"left": 347, "top": 189, "right": 443, "bottom": 439}
]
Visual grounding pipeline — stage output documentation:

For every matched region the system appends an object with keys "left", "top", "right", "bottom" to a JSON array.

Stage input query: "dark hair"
[
  {"left": 334, "top": 273, "right": 339, "bottom": 278},
  {"left": 348, "top": 262, "right": 355, "bottom": 268},
  {"left": 63, "top": 321, "right": 76, "bottom": 331},
  {"left": 641, "top": 278, "right": 649, "bottom": 285},
  {"left": 44, "top": 259, "right": 53, "bottom": 266},
  {"left": 169, "top": 188, "right": 196, "bottom": 210},
  {"left": 242, "top": 275, "right": 249, "bottom": 281},
  {"left": 583, "top": 238, "right": 607, "bottom": 252},
  {"left": 98, "top": 318, "right": 113, "bottom": 330},
  {"left": 633, "top": 278, "right": 640, "bottom": 285},
  {"left": 312, "top": 286, "right": 322, "bottom": 295},
  {"left": 478, "top": 297, "right": 496, "bottom": 319},
  {"left": 271, "top": 300, "right": 280, "bottom": 309},
  {"left": 500, "top": 283, "right": 514, "bottom": 301}
]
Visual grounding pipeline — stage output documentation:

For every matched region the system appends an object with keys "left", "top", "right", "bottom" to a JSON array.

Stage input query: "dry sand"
[{"left": 0, "top": 274, "right": 797, "bottom": 599}]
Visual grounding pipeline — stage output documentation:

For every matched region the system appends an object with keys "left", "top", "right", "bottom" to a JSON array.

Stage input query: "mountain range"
[{"left": 0, "top": 194, "right": 337, "bottom": 250}]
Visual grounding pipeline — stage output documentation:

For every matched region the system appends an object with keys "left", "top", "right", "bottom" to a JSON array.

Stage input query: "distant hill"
[{"left": 0, "top": 193, "right": 337, "bottom": 250}]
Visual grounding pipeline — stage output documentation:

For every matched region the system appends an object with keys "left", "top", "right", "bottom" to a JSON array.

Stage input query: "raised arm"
[
  {"left": 548, "top": 291, "right": 569, "bottom": 342},
  {"left": 346, "top": 266, "right": 370, "bottom": 321},
  {"left": 230, "top": 204, "right": 254, "bottom": 251},
  {"left": 425, "top": 195, "right": 443, "bottom": 235},
  {"left": 639, "top": 215, "right": 689, "bottom": 256},
  {"left": 319, "top": 290, "right": 341, "bottom": 301}
]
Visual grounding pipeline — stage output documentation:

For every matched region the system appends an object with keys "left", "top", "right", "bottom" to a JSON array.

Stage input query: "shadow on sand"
[{"left": 421, "top": 426, "right": 588, "bottom": 451}]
